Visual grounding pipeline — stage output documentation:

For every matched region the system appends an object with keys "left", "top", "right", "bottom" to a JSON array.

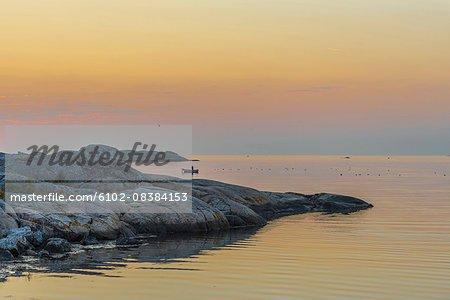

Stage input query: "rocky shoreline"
[
  {"left": 1, "top": 178, "right": 372, "bottom": 261},
  {"left": 1, "top": 148, "right": 373, "bottom": 263}
]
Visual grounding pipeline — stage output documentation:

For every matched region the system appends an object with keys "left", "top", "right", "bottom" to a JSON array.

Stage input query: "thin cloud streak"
[
  {"left": 313, "top": 86, "right": 342, "bottom": 90},
  {"left": 288, "top": 86, "right": 343, "bottom": 93},
  {"left": 288, "top": 89, "right": 316, "bottom": 93}
]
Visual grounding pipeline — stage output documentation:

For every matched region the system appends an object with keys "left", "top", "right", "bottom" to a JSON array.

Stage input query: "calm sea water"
[{"left": 1, "top": 156, "right": 450, "bottom": 299}]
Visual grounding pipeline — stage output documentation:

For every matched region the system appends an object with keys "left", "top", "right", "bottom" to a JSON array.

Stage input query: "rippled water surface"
[{"left": 2, "top": 156, "right": 450, "bottom": 299}]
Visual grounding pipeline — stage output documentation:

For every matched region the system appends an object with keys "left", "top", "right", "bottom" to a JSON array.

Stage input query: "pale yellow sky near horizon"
[{"left": 1, "top": 0, "right": 450, "bottom": 153}]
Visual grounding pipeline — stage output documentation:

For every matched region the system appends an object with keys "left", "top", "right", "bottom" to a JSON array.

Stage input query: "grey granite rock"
[
  {"left": 38, "top": 249, "right": 50, "bottom": 257},
  {"left": 31, "top": 231, "right": 45, "bottom": 247},
  {"left": 44, "top": 238, "right": 71, "bottom": 253},
  {"left": 0, "top": 234, "right": 31, "bottom": 256},
  {"left": 80, "top": 234, "right": 98, "bottom": 246},
  {"left": 7, "top": 226, "right": 32, "bottom": 238}
]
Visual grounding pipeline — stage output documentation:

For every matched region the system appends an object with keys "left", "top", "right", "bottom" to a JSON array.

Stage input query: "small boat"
[{"left": 182, "top": 168, "right": 199, "bottom": 174}]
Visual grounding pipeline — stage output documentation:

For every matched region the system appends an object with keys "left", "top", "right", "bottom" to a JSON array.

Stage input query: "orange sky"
[{"left": 1, "top": 0, "right": 450, "bottom": 154}]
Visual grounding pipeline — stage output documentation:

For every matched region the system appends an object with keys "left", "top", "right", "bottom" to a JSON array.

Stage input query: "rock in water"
[
  {"left": 81, "top": 235, "right": 99, "bottom": 246},
  {"left": 25, "top": 249, "right": 37, "bottom": 256},
  {"left": 44, "top": 238, "right": 72, "bottom": 253},
  {"left": 38, "top": 249, "right": 50, "bottom": 257},
  {"left": 310, "top": 193, "right": 373, "bottom": 214}
]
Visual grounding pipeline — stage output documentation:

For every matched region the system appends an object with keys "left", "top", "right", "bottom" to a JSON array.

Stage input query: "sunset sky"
[{"left": 1, "top": 0, "right": 450, "bottom": 154}]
